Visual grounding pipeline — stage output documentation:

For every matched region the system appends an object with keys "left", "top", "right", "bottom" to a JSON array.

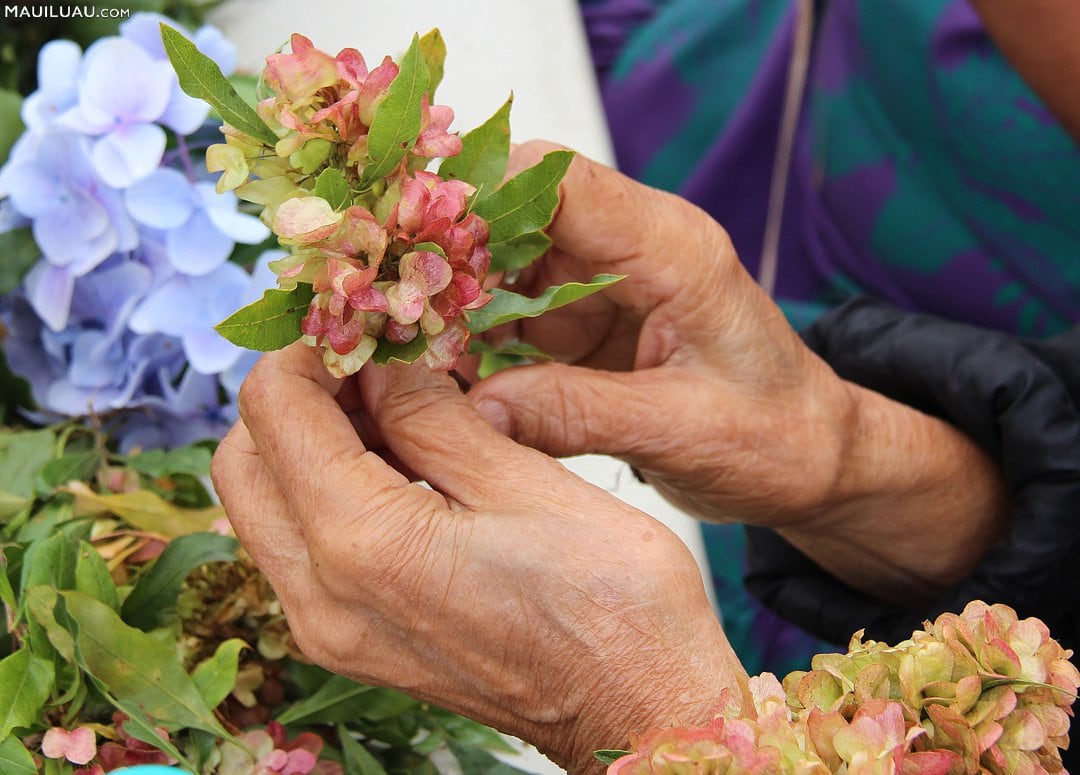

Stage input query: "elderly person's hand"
[
  {"left": 470, "top": 142, "right": 1008, "bottom": 605},
  {"left": 211, "top": 344, "right": 748, "bottom": 775}
]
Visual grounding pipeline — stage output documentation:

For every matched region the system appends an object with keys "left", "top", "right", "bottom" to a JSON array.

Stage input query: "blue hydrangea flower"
[
  {"left": 20, "top": 39, "right": 82, "bottom": 132},
  {"left": 57, "top": 37, "right": 175, "bottom": 188},
  {"left": 125, "top": 167, "right": 268, "bottom": 275}
]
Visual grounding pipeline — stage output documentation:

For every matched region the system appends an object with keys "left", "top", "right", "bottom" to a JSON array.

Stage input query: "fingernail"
[{"left": 473, "top": 399, "right": 511, "bottom": 434}]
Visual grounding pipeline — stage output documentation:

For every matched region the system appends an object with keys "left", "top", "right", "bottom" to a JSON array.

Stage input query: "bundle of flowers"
[
  {"left": 601, "top": 601, "right": 1080, "bottom": 774},
  {"left": 163, "top": 25, "right": 620, "bottom": 377},
  {"left": 0, "top": 422, "right": 534, "bottom": 774}
]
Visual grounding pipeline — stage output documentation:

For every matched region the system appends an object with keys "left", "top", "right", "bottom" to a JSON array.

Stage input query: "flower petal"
[
  {"left": 125, "top": 167, "right": 197, "bottom": 229},
  {"left": 92, "top": 123, "right": 167, "bottom": 188},
  {"left": 165, "top": 209, "right": 234, "bottom": 275},
  {"left": 26, "top": 261, "right": 76, "bottom": 331}
]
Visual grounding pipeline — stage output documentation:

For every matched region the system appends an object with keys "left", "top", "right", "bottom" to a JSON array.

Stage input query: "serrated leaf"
[
  {"left": 438, "top": 95, "right": 512, "bottom": 194},
  {"left": 418, "top": 29, "right": 446, "bottom": 99},
  {"left": 62, "top": 590, "right": 229, "bottom": 737},
  {"left": 488, "top": 231, "right": 551, "bottom": 273},
  {"left": 594, "top": 749, "right": 631, "bottom": 766},
  {"left": 215, "top": 284, "right": 314, "bottom": 351},
  {"left": 372, "top": 335, "right": 429, "bottom": 366},
  {"left": 161, "top": 23, "right": 277, "bottom": 145},
  {"left": 126, "top": 445, "right": 212, "bottom": 478},
  {"left": 314, "top": 167, "right": 351, "bottom": 211},
  {"left": 75, "top": 540, "right": 120, "bottom": 611},
  {"left": 467, "top": 274, "right": 623, "bottom": 334},
  {"left": 0, "top": 736, "right": 35, "bottom": 775},
  {"left": 192, "top": 638, "right": 248, "bottom": 710},
  {"left": 121, "top": 532, "right": 238, "bottom": 630},
  {"left": 63, "top": 482, "right": 224, "bottom": 537},
  {"left": 340, "top": 724, "right": 389, "bottom": 775},
  {"left": 362, "top": 34, "right": 429, "bottom": 186},
  {"left": 0, "top": 227, "right": 40, "bottom": 296},
  {"left": 472, "top": 150, "right": 573, "bottom": 244},
  {"left": 0, "top": 649, "right": 53, "bottom": 739}
]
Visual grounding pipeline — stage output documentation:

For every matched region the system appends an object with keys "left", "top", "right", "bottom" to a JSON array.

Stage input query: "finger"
[
  {"left": 237, "top": 342, "right": 426, "bottom": 531},
  {"left": 509, "top": 140, "right": 739, "bottom": 315},
  {"left": 467, "top": 362, "right": 696, "bottom": 461},
  {"left": 360, "top": 360, "right": 567, "bottom": 508},
  {"left": 211, "top": 420, "right": 314, "bottom": 603}
]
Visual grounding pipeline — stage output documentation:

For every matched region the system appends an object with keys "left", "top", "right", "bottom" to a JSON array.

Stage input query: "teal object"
[{"left": 111, "top": 767, "right": 191, "bottom": 775}]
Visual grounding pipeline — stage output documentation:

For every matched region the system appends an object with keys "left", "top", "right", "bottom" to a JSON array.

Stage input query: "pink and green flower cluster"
[
  {"left": 607, "top": 601, "right": 1080, "bottom": 774},
  {"left": 206, "top": 32, "right": 490, "bottom": 375}
]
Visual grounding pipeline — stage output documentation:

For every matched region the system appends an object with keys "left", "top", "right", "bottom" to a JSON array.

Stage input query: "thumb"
[
  {"left": 360, "top": 361, "right": 567, "bottom": 508},
  {"left": 468, "top": 363, "right": 682, "bottom": 461}
]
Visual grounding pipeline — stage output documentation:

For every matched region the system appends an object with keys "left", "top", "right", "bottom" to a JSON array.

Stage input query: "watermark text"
[{"left": 4, "top": 5, "right": 131, "bottom": 19}]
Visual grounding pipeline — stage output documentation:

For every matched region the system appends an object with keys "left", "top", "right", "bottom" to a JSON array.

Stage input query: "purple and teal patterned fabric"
[{"left": 579, "top": 0, "right": 1080, "bottom": 676}]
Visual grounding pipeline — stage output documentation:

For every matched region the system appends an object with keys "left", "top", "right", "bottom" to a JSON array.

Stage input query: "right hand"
[{"left": 470, "top": 141, "right": 856, "bottom": 528}]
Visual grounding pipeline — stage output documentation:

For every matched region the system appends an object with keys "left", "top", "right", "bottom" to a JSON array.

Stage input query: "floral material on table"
[{"left": 601, "top": 601, "right": 1080, "bottom": 774}]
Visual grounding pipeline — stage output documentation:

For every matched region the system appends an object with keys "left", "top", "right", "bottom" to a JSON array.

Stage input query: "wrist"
[
  {"left": 781, "top": 377, "right": 1009, "bottom": 602},
  {"left": 549, "top": 618, "right": 749, "bottom": 774}
]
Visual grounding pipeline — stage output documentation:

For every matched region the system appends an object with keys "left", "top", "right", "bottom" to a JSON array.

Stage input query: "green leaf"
[
  {"left": 62, "top": 590, "right": 229, "bottom": 737},
  {"left": 75, "top": 541, "right": 120, "bottom": 611},
  {"left": 447, "top": 742, "right": 531, "bottom": 775},
  {"left": 432, "top": 709, "right": 515, "bottom": 753},
  {"left": 314, "top": 167, "right": 351, "bottom": 211},
  {"left": 24, "top": 586, "right": 76, "bottom": 663},
  {"left": 0, "top": 429, "right": 55, "bottom": 499},
  {"left": 36, "top": 449, "right": 102, "bottom": 496},
  {"left": 339, "top": 725, "right": 388, "bottom": 775},
  {"left": 468, "top": 340, "right": 552, "bottom": 361},
  {"left": 121, "top": 532, "right": 238, "bottom": 631},
  {"left": 0, "top": 89, "right": 24, "bottom": 166},
  {"left": 467, "top": 274, "right": 623, "bottom": 334},
  {"left": 276, "top": 675, "right": 417, "bottom": 725},
  {"left": 438, "top": 95, "right": 512, "bottom": 194},
  {"left": 126, "top": 445, "right": 213, "bottom": 479},
  {"left": 361, "top": 34, "right": 429, "bottom": 186},
  {"left": 0, "top": 349, "right": 35, "bottom": 426},
  {"left": 418, "top": 29, "right": 446, "bottom": 99},
  {"left": 472, "top": 150, "right": 573, "bottom": 244},
  {"left": 594, "top": 749, "right": 631, "bottom": 766},
  {"left": 372, "top": 335, "right": 428, "bottom": 366},
  {"left": 192, "top": 638, "right": 248, "bottom": 709},
  {"left": 488, "top": 231, "right": 551, "bottom": 273},
  {"left": 0, "top": 227, "right": 40, "bottom": 296},
  {"left": 20, "top": 532, "right": 78, "bottom": 595},
  {"left": 216, "top": 284, "right": 314, "bottom": 351},
  {"left": 161, "top": 23, "right": 277, "bottom": 145},
  {"left": 0, "top": 649, "right": 54, "bottom": 739},
  {"left": 0, "top": 562, "right": 13, "bottom": 610},
  {"left": 0, "top": 735, "right": 36, "bottom": 775}
]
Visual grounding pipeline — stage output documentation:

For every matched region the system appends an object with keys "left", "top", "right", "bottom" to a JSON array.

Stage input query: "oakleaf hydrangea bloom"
[
  {"left": 0, "top": 14, "right": 274, "bottom": 449},
  {"left": 210, "top": 33, "right": 489, "bottom": 377}
]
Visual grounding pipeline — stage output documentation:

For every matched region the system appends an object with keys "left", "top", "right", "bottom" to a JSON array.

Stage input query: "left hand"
[{"left": 211, "top": 343, "right": 748, "bottom": 774}]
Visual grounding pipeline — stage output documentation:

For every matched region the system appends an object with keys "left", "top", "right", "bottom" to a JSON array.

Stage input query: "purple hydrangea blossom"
[
  {"left": 0, "top": 14, "right": 273, "bottom": 450},
  {"left": 126, "top": 167, "right": 268, "bottom": 275}
]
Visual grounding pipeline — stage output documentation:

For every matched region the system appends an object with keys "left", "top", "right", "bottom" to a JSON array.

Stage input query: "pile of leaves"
[{"left": 0, "top": 424, "right": 534, "bottom": 774}]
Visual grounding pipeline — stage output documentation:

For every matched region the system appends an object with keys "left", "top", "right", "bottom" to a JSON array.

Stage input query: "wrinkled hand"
[
  {"left": 211, "top": 344, "right": 747, "bottom": 774},
  {"left": 472, "top": 141, "right": 854, "bottom": 528},
  {"left": 472, "top": 144, "right": 1008, "bottom": 604}
]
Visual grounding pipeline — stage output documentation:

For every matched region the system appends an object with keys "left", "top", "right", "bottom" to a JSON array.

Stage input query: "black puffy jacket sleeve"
[{"left": 744, "top": 297, "right": 1080, "bottom": 658}]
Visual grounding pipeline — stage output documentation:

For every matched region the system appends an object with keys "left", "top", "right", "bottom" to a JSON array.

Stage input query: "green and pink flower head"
[{"left": 165, "top": 26, "right": 619, "bottom": 377}]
